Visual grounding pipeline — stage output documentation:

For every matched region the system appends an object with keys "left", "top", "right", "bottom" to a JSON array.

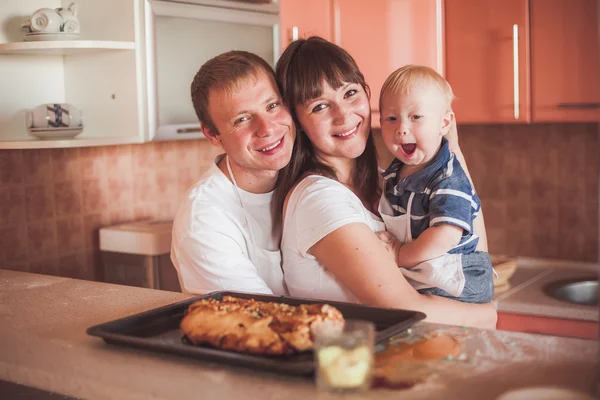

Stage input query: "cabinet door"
[
  {"left": 333, "top": 0, "right": 441, "bottom": 112},
  {"left": 445, "top": 0, "right": 531, "bottom": 123},
  {"left": 530, "top": 0, "right": 600, "bottom": 122},
  {"left": 497, "top": 312, "right": 598, "bottom": 340},
  {"left": 279, "top": 0, "right": 333, "bottom": 53}
]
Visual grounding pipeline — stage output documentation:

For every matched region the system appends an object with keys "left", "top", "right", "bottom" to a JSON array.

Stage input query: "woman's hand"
[
  {"left": 446, "top": 115, "right": 460, "bottom": 153},
  {"left": 375, "top": 231, "right": 402, "bottom": 266}
]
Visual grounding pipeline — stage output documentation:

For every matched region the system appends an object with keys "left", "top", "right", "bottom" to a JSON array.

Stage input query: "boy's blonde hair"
[{"left": 379, "top": 64, "right": 455, "bottom": 112}]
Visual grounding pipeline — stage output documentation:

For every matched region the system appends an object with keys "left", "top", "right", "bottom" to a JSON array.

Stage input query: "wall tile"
[
  {"left": 25, "top": 184, "right": 55, "bottom": 221},
  {"left": 80, "top": 147, "right": 106, "bottom": 181},
  {"left": 83, "top": 213, "right": 109, "bottom": 251},
  {"left": 0, "top": 224, "right": 29, "bottom": 263},
  {"left": 54, "top": 181, "right": 82, "bottom": 217},
  {"left": 82, "top": 178, "right": 109, "bottom": 213},
  {"left": 51, "top": 148, "right": 81, "bottom": 183},
  {"left": 27, "top": 220, "right": 57, "bottom": 261},
  {"left": 0, "top": 187, "right": 26, "bottom": 227},
  {"left": 0, "top": 150, "right": 23, "bottom": 185},
  {"left": 56, "top": 216, "right": 85, "bottom": 255},
  {"left": 30, "top": 257, "right": 59, "bottom": 276},
  {"left": 459, "top": 122, "right": 598, "bottom": 262},
  {"left": 21, "top": 149, "right": 53, "bottom": 184},
  {"left": 58, "top": 252, "right": 90, "bottom": 279}
]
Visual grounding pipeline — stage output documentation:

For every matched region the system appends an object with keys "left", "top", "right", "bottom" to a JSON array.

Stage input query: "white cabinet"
[{"left": 0, "top": 0, "right": 144, "bottom": 149}]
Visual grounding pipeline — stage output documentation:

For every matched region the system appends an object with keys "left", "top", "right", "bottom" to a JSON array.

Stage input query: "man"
[{"left": 171, "top": 51, "right": 296, "bottom": 295}]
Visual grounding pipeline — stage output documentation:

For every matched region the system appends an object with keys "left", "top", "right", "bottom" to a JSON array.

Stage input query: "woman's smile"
[{"left": 333, "top": 123, "right": 360, "bottom": 139}]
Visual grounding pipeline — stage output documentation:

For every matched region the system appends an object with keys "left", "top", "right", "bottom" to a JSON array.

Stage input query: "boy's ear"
[
  {"left": 202, "top": 125, "right": 223, "bottom": 148},
  {"left": 440, "top": 111, "right": 455, "bottom": 136}
]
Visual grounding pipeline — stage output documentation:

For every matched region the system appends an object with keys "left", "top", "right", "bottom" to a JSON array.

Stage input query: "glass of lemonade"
[{"left": 313, "top": 320, "right": 375, "bottom": 392}]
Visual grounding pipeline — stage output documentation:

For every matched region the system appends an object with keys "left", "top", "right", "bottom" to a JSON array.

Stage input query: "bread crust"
[{"left": 180, "top": 296, "right": 344, "bottom": 355}]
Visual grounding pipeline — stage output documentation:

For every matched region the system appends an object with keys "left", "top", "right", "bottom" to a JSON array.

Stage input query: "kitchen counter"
[
  {"left": 0, "top": 269, "right": 597, "bottom": 400},
  {"left": 494, "top": 257, "right": 598, "bottom": 322}
]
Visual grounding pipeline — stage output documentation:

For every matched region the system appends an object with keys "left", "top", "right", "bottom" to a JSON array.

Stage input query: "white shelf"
[
  {"left": 0, "top": 41, "right": 136, "bottom": 56},
  {"left": 0, "top": 135, "right": 144, "bottom": 149}
]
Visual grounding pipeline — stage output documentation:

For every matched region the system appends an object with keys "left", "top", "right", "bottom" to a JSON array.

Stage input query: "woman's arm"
[
  {"left": 445, "top": 120, "right": 489, "bottom": 252},
  {"left": 309, "top": 223, "right": 497, "bottom": 329}
]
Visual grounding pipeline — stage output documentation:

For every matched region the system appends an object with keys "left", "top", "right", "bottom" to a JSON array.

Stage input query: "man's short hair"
[{"left": 191, "top": 51, "right": 276, "bottom": 134}]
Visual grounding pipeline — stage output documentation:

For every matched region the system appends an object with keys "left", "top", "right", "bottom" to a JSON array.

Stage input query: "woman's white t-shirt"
[{"left": 281, "top": 175, "right": 385, "bottom": 303}]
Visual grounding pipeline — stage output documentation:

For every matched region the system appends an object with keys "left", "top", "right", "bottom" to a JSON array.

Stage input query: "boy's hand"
[{"left": 376, "top": 231, "right": 402, "bottom": 266}]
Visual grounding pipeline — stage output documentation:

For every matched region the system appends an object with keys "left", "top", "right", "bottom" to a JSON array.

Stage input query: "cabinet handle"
[
  {"left": 512, "top": 24, "right": 519, "bottom": 120},
  {"left": 556, "top": 103, "right": 600, "bottom": 109},
  {"left": 291, "top": 26, "right": 299, "bottom": 41},
  {"left": 176, "top": 127, "right": 202, "bottom": 134}
]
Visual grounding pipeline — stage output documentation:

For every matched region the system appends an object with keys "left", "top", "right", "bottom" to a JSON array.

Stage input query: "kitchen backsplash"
[
  {"left": 375, "top": 122, "right": 599, "bottom": 263},
  {"left": 1, "top": 122, "right": 598, "bottom": 282},
  {"left": 0, "top": 140, "right": 219, "bottom": 281}
]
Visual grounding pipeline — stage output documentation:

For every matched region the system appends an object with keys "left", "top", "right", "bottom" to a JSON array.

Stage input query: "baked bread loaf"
[{"left": 180, "top": 296, "right": 344, "bottom": 355}]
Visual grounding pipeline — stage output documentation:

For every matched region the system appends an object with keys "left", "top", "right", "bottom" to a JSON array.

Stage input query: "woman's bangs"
[{"left": 291, "top": 46, "right": 364, "bottom": 106}]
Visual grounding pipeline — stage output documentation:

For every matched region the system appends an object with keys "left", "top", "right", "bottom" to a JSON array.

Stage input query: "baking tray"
[{"left": 86, "top": 291, "right": 425, "bottom": 376}]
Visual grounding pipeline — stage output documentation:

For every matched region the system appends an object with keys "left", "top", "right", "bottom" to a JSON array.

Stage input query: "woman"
[{"left": 274, "top": 37, "right": 496, "bottom": 329}]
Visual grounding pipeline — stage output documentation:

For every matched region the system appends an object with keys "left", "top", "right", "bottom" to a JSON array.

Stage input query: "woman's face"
[{"left": 295, "top": 80, "right": 371, "bottom": 168}]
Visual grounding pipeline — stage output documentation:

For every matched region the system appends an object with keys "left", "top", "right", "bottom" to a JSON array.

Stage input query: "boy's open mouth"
[{"left": 401, "top": 143, "right": 417, "bottom": 155}]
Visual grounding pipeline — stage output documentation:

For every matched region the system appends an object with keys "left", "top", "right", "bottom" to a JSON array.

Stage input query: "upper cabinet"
[
  {"left": 530, "top": 0, "right": 599, "bottom": 122},
  {"left": 445, "top": 0, "right": 531, "bottom": 124},
  {"left": 0, "top": 0, "right": 143, "bottom": 149},
  {"left": 279, "top": 0, "right": 332, "bottom": 49},
  {"left": 445, "top": 0, "right": 599, "bottom": 124},
  {"left": 280, "top": 0, "right": 442, "bottom": 116}
]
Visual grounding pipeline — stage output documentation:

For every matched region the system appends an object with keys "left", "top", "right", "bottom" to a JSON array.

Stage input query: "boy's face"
[{"left": 380, "top": 82, "right": 454, "bottom": 172}]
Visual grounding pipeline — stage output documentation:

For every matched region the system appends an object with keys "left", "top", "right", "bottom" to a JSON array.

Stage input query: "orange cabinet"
[
  {"left": 279, "top": 0, "right": 442, "bottom": 113},
  {"left": 445, "top": 0, "right": 531, "bottom": 123},
  {"left": 279, "top": 0, "right": 333, "bottom": 52},
  {"left": 497, "top": 312, "right": 598, "bottom": 340},
  {"left": 530, "top": 0, "right": 600, "bottom": 122},
  {"left": 445, "top": 0, "right": 599, "bottom": 124}
]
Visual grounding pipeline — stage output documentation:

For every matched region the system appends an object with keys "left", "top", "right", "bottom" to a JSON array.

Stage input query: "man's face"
[{"left": 203, "top": 71, "right": 295, "bottom": 181}]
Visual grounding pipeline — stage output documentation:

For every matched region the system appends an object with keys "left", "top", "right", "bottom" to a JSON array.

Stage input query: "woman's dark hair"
[{"left": 273, "top": 36, "right": 380, "bottom": 222}]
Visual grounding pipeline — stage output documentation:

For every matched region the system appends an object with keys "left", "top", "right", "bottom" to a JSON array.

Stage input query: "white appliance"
[
  {"left": 143, "top": 0, "right": 280, "bottom": 141},
  {"left": 99, "top": 220, "right": 180, "bottom": 291}
]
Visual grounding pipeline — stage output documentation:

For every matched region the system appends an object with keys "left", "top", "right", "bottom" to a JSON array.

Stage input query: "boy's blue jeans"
[{"left": 418, "top": 251, "right": 495, "bottom": 304}]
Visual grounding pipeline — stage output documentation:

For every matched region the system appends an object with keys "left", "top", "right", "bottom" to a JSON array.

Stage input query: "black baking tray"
[{"left": 86, "top": 291, "right": 425, "bottom": 376}]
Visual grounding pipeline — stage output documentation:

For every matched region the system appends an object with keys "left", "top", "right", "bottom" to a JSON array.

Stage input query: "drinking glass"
[{"left": 313, "top": 319, "right": 375, "bottom": 393}]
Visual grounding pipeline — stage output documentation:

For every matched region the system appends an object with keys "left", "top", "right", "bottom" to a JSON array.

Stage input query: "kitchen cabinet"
[
  {"left": 497, "top": 312, "right": 598, "bottom": 340},
  {"left": 279, "top": 0, "right": 333, "bottom": 51},
  {"left": 530, "top": 0, "right": 599, "bottom": 122},
  {"left": 279, "top": 0, "right": 442, "bottom": 118},
  {"left": 444, "top": 0, "right": 531, "bottom": 124},
  {"left": 0, "top": 0, "right": 144, "bottom": 149},
  {"left": 445, "top": 0, "right": 599, "bottom": 124}
]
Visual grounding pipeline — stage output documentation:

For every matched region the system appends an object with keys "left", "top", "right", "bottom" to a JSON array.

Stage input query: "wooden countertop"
[{"left": 0, "top": 269, "right": 597, "bottom": 400}]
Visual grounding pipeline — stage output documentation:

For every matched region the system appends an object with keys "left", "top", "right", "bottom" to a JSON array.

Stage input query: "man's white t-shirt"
[
  {"left": 281, "top": 175, "right": 385, "bottom": 303},
  {"left": 171, "top": 154, "right": 287, "bottom": 295}
]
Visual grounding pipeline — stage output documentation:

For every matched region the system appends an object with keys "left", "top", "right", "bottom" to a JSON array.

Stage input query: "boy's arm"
[{"left": 395, "top": 224, "right": 463, "bottom": 268}]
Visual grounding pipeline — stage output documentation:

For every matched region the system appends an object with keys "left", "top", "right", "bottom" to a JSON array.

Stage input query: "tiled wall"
[
  {"left": 375, "top": 122, "right": 599, "bottom": 262},
  {"left": 2, "top": 122, "right": 598, "bottom": 282},
  {"left": 0, "top": 140, "right": 219, "bottom": 281},
  {"left": 459, "top": 123, "right": 599, "bottom": 262}
]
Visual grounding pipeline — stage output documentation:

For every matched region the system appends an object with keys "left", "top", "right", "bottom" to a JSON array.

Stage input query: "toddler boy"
[{"left": 378, "top": 64, "right": 494, "bottom": 303}]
